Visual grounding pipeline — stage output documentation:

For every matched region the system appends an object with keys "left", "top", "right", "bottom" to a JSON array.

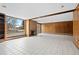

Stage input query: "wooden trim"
[
  {"left": 27, "top": 20, "right": 30, "bottom": 37},
  {"left": 4, "top": 15, "right": 7, "bottom": 40},
  {"left": 40, "top": 20, "right": 73, "bottom": 24},
  {"left": 40, "top": 24, "right": 42, "bottom": 33},
  {"left": 30, "top": 9, "right": 75, "bottom": 19},
  {"left": 24, "top": 20, "right": 26, "bottom": 36}
]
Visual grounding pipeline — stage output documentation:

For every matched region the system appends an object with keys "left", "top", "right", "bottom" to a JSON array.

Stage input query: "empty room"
[{"left": 0, "top": 3, "right": 79, "bottom": 55}]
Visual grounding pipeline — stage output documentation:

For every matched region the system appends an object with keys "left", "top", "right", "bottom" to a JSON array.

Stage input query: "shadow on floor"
[{"left": 0, "top": 35, "right": 25, "bottom": 43}]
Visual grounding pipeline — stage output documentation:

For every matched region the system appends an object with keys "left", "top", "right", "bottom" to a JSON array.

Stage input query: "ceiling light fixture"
[
  {"left": 2, "top": 5, "right": 7, "bottom": 8},
  {"left": 61, "top": 5, "right": 64, "bottom": 8}
]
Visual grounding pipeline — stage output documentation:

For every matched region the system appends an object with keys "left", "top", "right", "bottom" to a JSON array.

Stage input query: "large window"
[{"left": 6, "top": 16, "right": 24, "bottom": 37}]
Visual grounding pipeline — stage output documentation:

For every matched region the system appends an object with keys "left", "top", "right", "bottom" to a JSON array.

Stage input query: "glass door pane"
[
  {"left": 6, "top": 16, "right": 24, "bottom": 37},
  {"left": 14, "top": 18, "right": 24, "bottom": 36}
]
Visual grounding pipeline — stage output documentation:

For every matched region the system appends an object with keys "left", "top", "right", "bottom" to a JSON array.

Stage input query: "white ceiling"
[
  {"left": 0, "top": 3, "right": 77, "bottom": 23},
  {"left": 35, "top": 12, "right": 73, "bottom": 23}
]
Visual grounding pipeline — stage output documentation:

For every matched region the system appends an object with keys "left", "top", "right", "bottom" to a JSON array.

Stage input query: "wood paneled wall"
[
  {"left": 29, "top": 20, "right": 37, "bottom": 36},
  {"left": 24, "top": 19, "right": 37, "bottom": 36},
  {"left": 73, "top": 5, "right": 79, "bottom": 48},
  {"left": 41, "top": 21, "right": 73, "bottom": 35},
  {"left": 0, "top": 13, "right": 6, "bottom": 39}
]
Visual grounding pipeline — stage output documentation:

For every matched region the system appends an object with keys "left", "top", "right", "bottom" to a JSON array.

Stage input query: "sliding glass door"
[{"left": 6, "top": 16, "right": 24, "bottom": 37}]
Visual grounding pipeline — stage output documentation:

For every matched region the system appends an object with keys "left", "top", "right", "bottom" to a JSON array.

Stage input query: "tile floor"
[{"left": 0, "top": 33, "right": 79, "bottom": 55}]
